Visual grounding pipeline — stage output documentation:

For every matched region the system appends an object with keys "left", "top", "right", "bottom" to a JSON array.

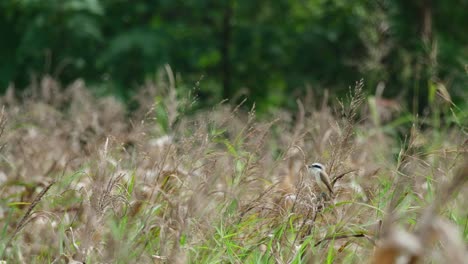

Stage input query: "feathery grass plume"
[
  {"left": 371, "top": 137, "right": 468, "bottom": 263},
  {"left": 328, "top": 79, "right": 365, "bottom": 181},
  {"left": 1, "top": 180, "right": 56, "bottom": 258},
  {"left": 0, "top": 76, "right": 466, "bottom": 263}
]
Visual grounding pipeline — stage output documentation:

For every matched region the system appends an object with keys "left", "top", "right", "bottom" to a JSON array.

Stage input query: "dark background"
[{"left": 1, "top": 0, "right": 466, "bottom": 113}]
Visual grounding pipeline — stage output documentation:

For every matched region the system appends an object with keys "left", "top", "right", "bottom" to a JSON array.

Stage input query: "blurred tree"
[
  {"left": 0, "top": 0, "right": 466, "bottom": 112},
  {"left": 0, "top": 0, "right": 104, "bottom": 85}
]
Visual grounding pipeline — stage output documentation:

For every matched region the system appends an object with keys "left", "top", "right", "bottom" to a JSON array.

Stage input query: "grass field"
[{"left": 0, "top": 77, "right": 466, "bottom": 263}]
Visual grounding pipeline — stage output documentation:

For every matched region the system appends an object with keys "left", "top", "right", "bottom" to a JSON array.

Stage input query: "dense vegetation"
[
  {"left": 0, "top": 1, "right": 467, "bottom": 263},
  {"left": 0, "top": 77, "right": 466, "bottom": 263},
  {"left": 1, "top": 0, "right": 467, "bottom": 112}
]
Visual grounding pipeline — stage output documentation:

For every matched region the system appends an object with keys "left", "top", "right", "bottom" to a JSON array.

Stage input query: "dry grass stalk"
[
  {"left": 1, "top": 180, "right": 56, "bottom": 258},
  {"left": 328, "top": 79, "right": 365, "bottom": 178},
  {"left": 0, "top": 76, "right": 465, "bottom": 263},
  {"left": 372, "top": 154, "right": 468, "bottom": 263}
]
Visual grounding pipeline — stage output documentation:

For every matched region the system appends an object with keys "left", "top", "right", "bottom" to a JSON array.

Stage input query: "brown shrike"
[{"left": 307, "top": 163, "right": 333, "bottom": 196}]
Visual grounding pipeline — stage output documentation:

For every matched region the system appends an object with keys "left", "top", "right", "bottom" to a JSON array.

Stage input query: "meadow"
[{"left": 0, "top": 76, "right": 466, "bottom": 263}]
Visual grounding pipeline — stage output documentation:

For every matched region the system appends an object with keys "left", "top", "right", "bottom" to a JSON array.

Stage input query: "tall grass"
[{"left": 0, "top": 75, "right": 466, "bottom": 263}]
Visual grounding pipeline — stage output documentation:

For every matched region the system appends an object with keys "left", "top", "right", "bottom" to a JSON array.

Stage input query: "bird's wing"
[{"left": 320, "top": 171, "right": 334, "bottom": 194}]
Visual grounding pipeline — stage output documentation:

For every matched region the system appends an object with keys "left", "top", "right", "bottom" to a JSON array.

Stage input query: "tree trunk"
[{"left": 221, "top": 1, "right": 232, "bottom": 99}]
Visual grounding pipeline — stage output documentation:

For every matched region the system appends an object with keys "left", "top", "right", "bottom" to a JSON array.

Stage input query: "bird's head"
[{"left": 307, "top": 162, "right": 325, "bottom": 173}]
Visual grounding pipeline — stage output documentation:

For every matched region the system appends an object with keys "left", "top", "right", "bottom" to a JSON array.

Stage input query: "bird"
[{"left": 307, "top": 162, "right": 334, "bottom": 197}]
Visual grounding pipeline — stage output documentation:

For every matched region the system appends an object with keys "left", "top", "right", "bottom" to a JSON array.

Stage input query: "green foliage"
[{"left": 0, "top": 0, "right": 467, "bottom": 112}]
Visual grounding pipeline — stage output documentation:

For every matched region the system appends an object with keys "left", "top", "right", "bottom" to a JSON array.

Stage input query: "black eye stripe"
[{"left": 311, "top": 164, "right": 322, "bottom": 169}]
